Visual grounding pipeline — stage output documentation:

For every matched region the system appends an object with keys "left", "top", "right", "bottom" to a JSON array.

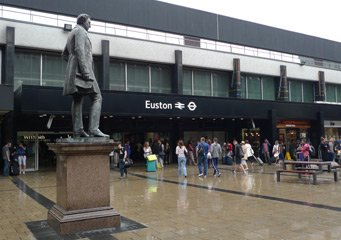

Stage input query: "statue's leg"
[
  {"left": 88, "top": 93, "right": 109, "bottom": 137},
  {"left": 72, "top": 94, "right": 87, "bottom": 136},
  {"left": 88, "top": 92, "right": 102, "bottom": 132}
]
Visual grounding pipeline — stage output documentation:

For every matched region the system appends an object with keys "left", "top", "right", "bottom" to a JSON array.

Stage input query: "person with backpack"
[
  {"left": 211, "top": 138, "right": 222, "bottom": 177},
  {"left": 197, "top": 137, "right": 209, "bottom": 178}
]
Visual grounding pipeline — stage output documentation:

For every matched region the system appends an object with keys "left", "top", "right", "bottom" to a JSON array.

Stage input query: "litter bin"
[{"left": 146, "top": 154, "right": 157, "bottom": 172}]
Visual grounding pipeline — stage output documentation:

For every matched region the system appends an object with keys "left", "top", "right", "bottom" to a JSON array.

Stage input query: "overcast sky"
[{"left": 157, "top": 0, "right": 341, "bottom": 43}]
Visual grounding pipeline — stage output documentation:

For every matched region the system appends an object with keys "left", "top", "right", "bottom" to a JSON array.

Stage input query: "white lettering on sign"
[
  {"left": 145, "top": 100, "right": 197, "bottom": 111},
  {"left": 145, "top": 100, "right": 173, "bottom": 110}
]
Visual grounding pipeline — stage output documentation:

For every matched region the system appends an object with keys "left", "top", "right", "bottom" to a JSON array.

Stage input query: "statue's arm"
[{"left": 74, "top": 29, "right": 90, "bottom": 80}]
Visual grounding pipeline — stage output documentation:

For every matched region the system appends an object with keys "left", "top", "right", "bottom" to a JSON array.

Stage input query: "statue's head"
[{"left": 77, "top": 13, "right": 91, "bottom": 31}]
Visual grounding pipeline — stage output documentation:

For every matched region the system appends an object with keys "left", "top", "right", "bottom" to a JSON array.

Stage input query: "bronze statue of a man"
[{"left": 63, "top": 14, "right": 108, "bottom": 138}]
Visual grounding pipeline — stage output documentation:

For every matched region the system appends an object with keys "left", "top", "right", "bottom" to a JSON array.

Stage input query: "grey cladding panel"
[
  {"left": 218, "top": 15, "right": 341, "bottom": 62},
  {"left": 2, "top": 0, "right": 341, "bottom": 62},
  {"left": 0, "top": 0, "right": 218, "bottom": 39}
]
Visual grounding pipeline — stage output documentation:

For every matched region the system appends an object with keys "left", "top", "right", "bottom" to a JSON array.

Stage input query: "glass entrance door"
[{"left": 17, "top": 132, "right": 39, "bottom": 171}]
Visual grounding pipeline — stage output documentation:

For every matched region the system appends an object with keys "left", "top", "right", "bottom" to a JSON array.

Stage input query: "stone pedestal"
[{"left": 47, "top": 138, "right": 120, "bottom": 235}]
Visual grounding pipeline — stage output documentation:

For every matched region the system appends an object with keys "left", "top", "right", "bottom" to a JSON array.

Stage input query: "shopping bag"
[
  {"left": 285, "top": 151, "right": 291, "bottom": 160},
  {"left": 157, "top": 162, "right": 162, "bottom": 169},
  {"left": 147, "top": 154, "right": 157, "bottom": 161}
]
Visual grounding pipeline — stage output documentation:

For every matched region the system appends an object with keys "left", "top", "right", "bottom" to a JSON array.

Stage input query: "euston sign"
[{"left": 145, "top": 100, "right": 197, "bottom": 111}]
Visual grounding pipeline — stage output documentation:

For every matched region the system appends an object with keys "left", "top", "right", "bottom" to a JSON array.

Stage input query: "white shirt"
[{"left": 176, "top": 146, "right": 187, "bottom": 158}]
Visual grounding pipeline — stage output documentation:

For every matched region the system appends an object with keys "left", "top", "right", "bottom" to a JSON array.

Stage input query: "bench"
[
  {"left": 277, "top": 170, "right": 319, "bottom": 185},
  {"left": 277, "top": 169, "right": 338, "bottom": 185}
]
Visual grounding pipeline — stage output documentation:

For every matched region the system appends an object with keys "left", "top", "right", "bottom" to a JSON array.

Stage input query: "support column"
[
  {"left": 173, "top": 50, "right": 183, "bottom": 94},
  {"left": 310, "top": 112, "right": 324, "bottom": 150},
  {"left": 277, "top": 65, "right": 288, "bottom": 101},
  {"left": 100, "top": 40, "right": 110, "bottom": 90},
  {"left": 268, "top": 109, "right": 278, "bottom": 144},
  {"left": 4, "top": 27, "right": 15, "bottom": 85},
  {"left": 230, "top": 58, "right": 241, "bottom": 98},
  {"left": 3, "top": 27, "right": 15, "bottom": 144},
  {"left": 315, "top": 71, "right": 326, "bottom": 101}
]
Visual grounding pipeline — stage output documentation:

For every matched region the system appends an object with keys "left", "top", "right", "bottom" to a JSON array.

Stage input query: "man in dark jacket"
[
  {"left": 233, "top": 139, "right": 247, "bottom": 175},
  {"left": 63, "top": 13, "right": 108, "bottom": 138}
]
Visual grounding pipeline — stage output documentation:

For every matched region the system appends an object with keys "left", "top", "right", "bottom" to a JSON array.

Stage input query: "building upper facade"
[
  {"left": 1, "top": 0, "right": 341, "bottom": 104},
  {"left": 1, "top": 0, "right": 341, "bottom": 63}
]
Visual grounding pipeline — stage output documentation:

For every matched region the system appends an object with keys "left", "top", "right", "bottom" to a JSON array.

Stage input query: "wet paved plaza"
[{"left": 1, "top": 164, "right": 341, "bottom": 240}]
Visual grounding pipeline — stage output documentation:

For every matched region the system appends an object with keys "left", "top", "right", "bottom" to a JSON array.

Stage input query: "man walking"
[
  {"left": 211, "top": 138, "right": 222, "bottom": 177},
  {"left": 63, "top": 13, "right": 108, "bottom": 138},
  {"left": 197, "top": 137, "right": 209, "bottom": 178}
]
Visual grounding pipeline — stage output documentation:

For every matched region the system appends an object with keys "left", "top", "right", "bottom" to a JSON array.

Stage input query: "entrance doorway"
[{"left": 17, "top": 132, "right": 71, "bottom": 171}]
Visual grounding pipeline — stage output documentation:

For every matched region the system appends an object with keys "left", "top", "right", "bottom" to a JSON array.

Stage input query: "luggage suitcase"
[
  {"left": 10, "top": 161, "right": 20, "bottom": 176},
  {"left": 147, "top": 160, "right": 156, "bottom": 172},
  {"left": 253, "top": 155, "right": 263, "bottom": 166},
  {"left": 226, "top": 157, "right": 233, "bottom": 165}
]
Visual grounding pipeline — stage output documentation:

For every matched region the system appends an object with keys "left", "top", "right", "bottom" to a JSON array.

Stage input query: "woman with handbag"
[{"left": 115, "top": 143, "right": 128, "bottom": 178}]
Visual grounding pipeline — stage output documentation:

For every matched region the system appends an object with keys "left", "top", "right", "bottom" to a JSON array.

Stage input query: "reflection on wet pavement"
[{"left": 1, "top": 164, "right": 341, "bottom": 239}]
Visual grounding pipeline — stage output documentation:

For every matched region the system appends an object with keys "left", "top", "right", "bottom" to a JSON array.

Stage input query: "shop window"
[
  {"left": 240, "top": 75, "right": 246, "bottom": 98},
  {"left": 42, "top": 54, "right": 66, "bottom": 87},
  {"left": 247, "top": 75, "right": 261, "bottom": 100},
  {"left": 262, "top": 76, "right": 275, "bottom": 100},
  {"left": 14, "top": 52, "right": 41, "bottom": 89},
  {"left": 183, "top": 69, "right": 193, "bottom": 95},
  {"left": 212, "top": 71, "right": 228, "bottom": 97},
  {"left": 337, "top": 85, "right": 341, "bottom": 103},
  {"left": 193, "top": 70, "right": 211, "bottom": 96},
  {"left": 127, "top": 63, "right": 149, "bottom": 92},
  {"left": 326, "top": 84, "right": 336, "bottom": 102},
  {"left": 302, "top": 81, "right": 314, "bottom": 103},
  {"left": 109, "top": 61, "right": 125, "bottom": 91},
  {"left": 151, "top": 65, "right": 171, "bottom": 94},
  {"left": 289, "top": 80, "right": 303, "bottom": 102}
]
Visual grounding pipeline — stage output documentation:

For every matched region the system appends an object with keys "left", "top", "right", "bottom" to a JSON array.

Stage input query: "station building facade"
[{"left": 1, "top": 0, "right": 341, "bottom": 170}]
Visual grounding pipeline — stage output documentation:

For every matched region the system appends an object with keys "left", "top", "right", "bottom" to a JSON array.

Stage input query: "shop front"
[
  {"left": 17, "top": 132, "right": 72, "bottom": 171},
  {"left": 276, "top": 120, "right": 311, "bottom": 144},
  {"left": 324, "top": 121, "right": 341, "bottom": 140}
]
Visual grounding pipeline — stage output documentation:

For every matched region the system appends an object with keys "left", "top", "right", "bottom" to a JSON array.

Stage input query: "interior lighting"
[{"left": 63, "top": 24, "right": 72, "bottom": 31}]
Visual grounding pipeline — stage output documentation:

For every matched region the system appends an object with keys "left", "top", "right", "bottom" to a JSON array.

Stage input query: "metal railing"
[{"left": 1, "top": 4, "right": 340, "bottom": 70}]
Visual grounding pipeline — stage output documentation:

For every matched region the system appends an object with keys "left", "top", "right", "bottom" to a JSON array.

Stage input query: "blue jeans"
[
  {"left": 178, "top": 157, "right": 187, "bottom": 177},
  {"left": 3, "top": 159, "right": 9, "bottom": 177},
  {"left": 198, "top": 155, "right": 208, "bottom": 176},
  {"left": 119, "top": 160, "right": 127, "bottom": 177},
  {"left": 212, "top": 157, "right": 220, "bottom": 175}
]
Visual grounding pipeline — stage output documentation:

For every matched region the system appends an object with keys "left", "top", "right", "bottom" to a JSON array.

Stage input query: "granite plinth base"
[
  {"left": 48, "top": 205, "right": 120, "bottom": 235},
  {"left": 47, "top": 140, "right": 120, "bottom": 235}
]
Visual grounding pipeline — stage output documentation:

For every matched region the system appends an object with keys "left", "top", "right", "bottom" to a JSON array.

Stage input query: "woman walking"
[{"left": 176, "top": 140, "right": 188, "bottom": 178}]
